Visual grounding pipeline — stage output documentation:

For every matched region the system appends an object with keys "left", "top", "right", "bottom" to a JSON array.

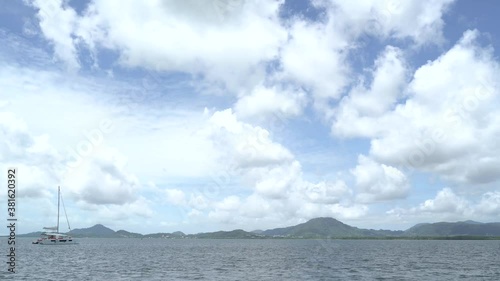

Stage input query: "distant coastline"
[{"left": 10, "top": 217, "right": 500, "bottom": 240}]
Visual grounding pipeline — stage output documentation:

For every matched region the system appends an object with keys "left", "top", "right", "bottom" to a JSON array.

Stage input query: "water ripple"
[{"left": 2, "top": 238, "right": 499, "bottom": 280}]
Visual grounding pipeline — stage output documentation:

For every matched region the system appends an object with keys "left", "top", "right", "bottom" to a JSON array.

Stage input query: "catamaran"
[{"left": 32, "top": 186, "right": 77, "bottom": 245}]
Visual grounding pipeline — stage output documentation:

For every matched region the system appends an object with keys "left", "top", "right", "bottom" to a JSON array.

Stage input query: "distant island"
[{"left": 16, "top": 217, "right": 500, "bottom": 240}]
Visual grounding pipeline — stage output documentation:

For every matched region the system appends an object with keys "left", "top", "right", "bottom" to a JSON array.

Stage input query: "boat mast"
[{"left": 57, "top": 186, "right": 60, "bottom": 233}]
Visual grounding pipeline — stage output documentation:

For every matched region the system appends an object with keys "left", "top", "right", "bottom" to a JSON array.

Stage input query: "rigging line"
[{"left": 60, "top": 191, "right": 71, "bottom": 231}]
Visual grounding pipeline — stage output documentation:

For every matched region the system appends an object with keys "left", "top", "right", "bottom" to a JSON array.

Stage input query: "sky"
[{"left": 0, "top": 0, "right": 499, "bottom": 235}]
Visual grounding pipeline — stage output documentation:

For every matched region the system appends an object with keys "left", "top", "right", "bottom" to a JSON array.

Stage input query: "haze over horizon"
[{"left": 1, "top": 0, "right": 500, "bottom": 235}]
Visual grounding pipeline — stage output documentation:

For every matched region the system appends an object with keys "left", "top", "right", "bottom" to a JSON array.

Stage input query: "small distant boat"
[{"left": 32, "top": 186, "right": 77, "bottom": 245}]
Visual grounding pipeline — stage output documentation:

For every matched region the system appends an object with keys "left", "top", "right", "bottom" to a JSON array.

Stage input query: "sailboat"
[{"left": 32, "top": 186, "right": 77, "bottom": 245}]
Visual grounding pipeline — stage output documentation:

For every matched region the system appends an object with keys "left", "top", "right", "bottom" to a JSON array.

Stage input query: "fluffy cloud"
[
  {"left": 164, "top": 189, "right": 187, "bottom": 206},
  {"left": 234, "top": 84, "right": 307, "bottom": 120},
  {"left": 0, "top": 112, "right": 58, "bottom": 164},
  {"left": 333, "top": 46, "right": 408, "bottom": 138},
  {"left": 418, "top": 188, "right": 470, "bottom": 214},
  {"left": 334, "top": 30, "right": 500, "bottom": 185},
  {"left": 32, "top": 0, "right": 287, "bottom": 91},
  {"left": 320, "top": 0, "right": 455, "bottom": 44},
  {"left": 389, "top": 188, "right": 500, "bottom": 222},
  {"left": 373, "top": 30, "right": 500, "bottom": 184},
  {"left": 0, "top": 108, "right": 152, "bottom": 230},
  {"left": 32, "top": 0, "right": 80, "bottom": 70},
  {"left": 62, "top": 147, "right": 140, "bottom": 205},
  {"left": 253, "top": 161, "right": 301, "bottom": 199},
  {"left": 476, "top": 192, "right": 500, "bottom": 215},
  {"left": 77, "top": 196, "right": 154, "bottom": 226},
  {"left": 30, "top": 0, "right": 455, "bottom": 119},
  {"left": 0, "top": 111, "right": 61, "bottom": 198},
  {"left": 206, "top": 108, "right": 294, "bottom": 169},
  {"left": 0, "top": 60, "right": 175, "bottom": 225},
  {"left": 281, "top": 0, "right": 453, "bottom": 114},
  {"left": 299, "top": 180, "right": 350, "bottom": 205},
  {"left": 8, "top": 164, "right": 54, "bottom": 199},
  {"left": 8, "top": 0, "right": 499, "bottom": 233},
  {"left": 351, "top": 155, "right": 410, "bottom": 203},
  {"left": 182, "top": 109, "right": 363, "bottom": 228},
  {"left": 280, "top": 19, "right": 350, "bottom": 104}
]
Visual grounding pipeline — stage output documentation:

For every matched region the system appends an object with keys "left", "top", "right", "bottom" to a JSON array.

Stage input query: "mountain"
[
  {"left": 116, "top": 230, "right": 144, "bottom": 238},
  {"left": 16, "top": 225, "right": 118, "bottom": 238},
  {"left": 261, "top": 217, "right": 402, "bottom": 238},
  {"left": 144, "top": 231, "right": 186, "bottom": 238},
  {"left": 14, "top": 218, "right": 500, "bottom": 239},
  {"left": 405, "top": 221, "right": 500, "bottom": 236},
  {"left": 191, "top": 229, "right": 263, "bottom": 239},
  {"left": 69, "top": 224, "right": 116, "bottom": 237},
  {"left": 54, "top": 224, "right": 187, "bottom": 238},
  {"left": 461, "top": 220, "right": 483, "bottom": 225},
  {"left": 262, "top": 217, "right": 358, "bottom": 238},
  {"left": 261, "top": 218, "right": 500, "bottom": 238},
  {"left": 16, "top": 224, "right": 188, "bottom": 239},
  {"left": 18, "top": 231, "right": 42, "bottom": 238}
]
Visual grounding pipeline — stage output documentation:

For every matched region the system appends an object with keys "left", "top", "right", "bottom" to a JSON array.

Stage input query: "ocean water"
[{"left": 1, "top": 238, "right": 499, "bottom": 280}]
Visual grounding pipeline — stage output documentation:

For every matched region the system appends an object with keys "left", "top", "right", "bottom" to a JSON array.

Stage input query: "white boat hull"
[
  {"left": 38, "top": 240, "right": 78, "bottom": 245},
  {"left": 33, "top": 233, "right": 78, "bottom": 245}
]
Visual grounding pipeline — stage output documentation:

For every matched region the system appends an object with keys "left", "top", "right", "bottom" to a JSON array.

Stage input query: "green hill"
[
  {"left": 191, "top": 229, "right": 263, "bottom": 239},
  {"left": 405, "top": 221, "right": 500, "bottom": 236},
  {"left": 15, "top": 218, "right": 500, "bottom": 239},
  {"left": 144, "top": 231, "right": 186, "bottom": 238},
  {"left": 261, "top": 217, "right": 402, "bottom": 238},
  {"left": 69, "top": 224, "right": 116, "bottom": 237},
  {"left": 115, "top": 230, "right": 144, "bottom": 238},
  {"left": 17, "top": 231, "right": 43, "bottom": 238}
]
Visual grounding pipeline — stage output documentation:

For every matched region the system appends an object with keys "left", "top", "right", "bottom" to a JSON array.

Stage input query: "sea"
[{"left": 1, "top": 238, "right": 499, "bottom": 280}]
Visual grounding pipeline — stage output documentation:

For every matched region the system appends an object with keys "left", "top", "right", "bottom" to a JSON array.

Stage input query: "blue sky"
[{"left": 1, "top": 0, "right": 500, "bottom": 235}]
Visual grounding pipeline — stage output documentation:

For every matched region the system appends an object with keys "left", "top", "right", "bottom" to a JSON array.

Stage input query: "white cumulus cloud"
[{"left": 351, "top": 155, "right": 410, "bottom": 203}]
